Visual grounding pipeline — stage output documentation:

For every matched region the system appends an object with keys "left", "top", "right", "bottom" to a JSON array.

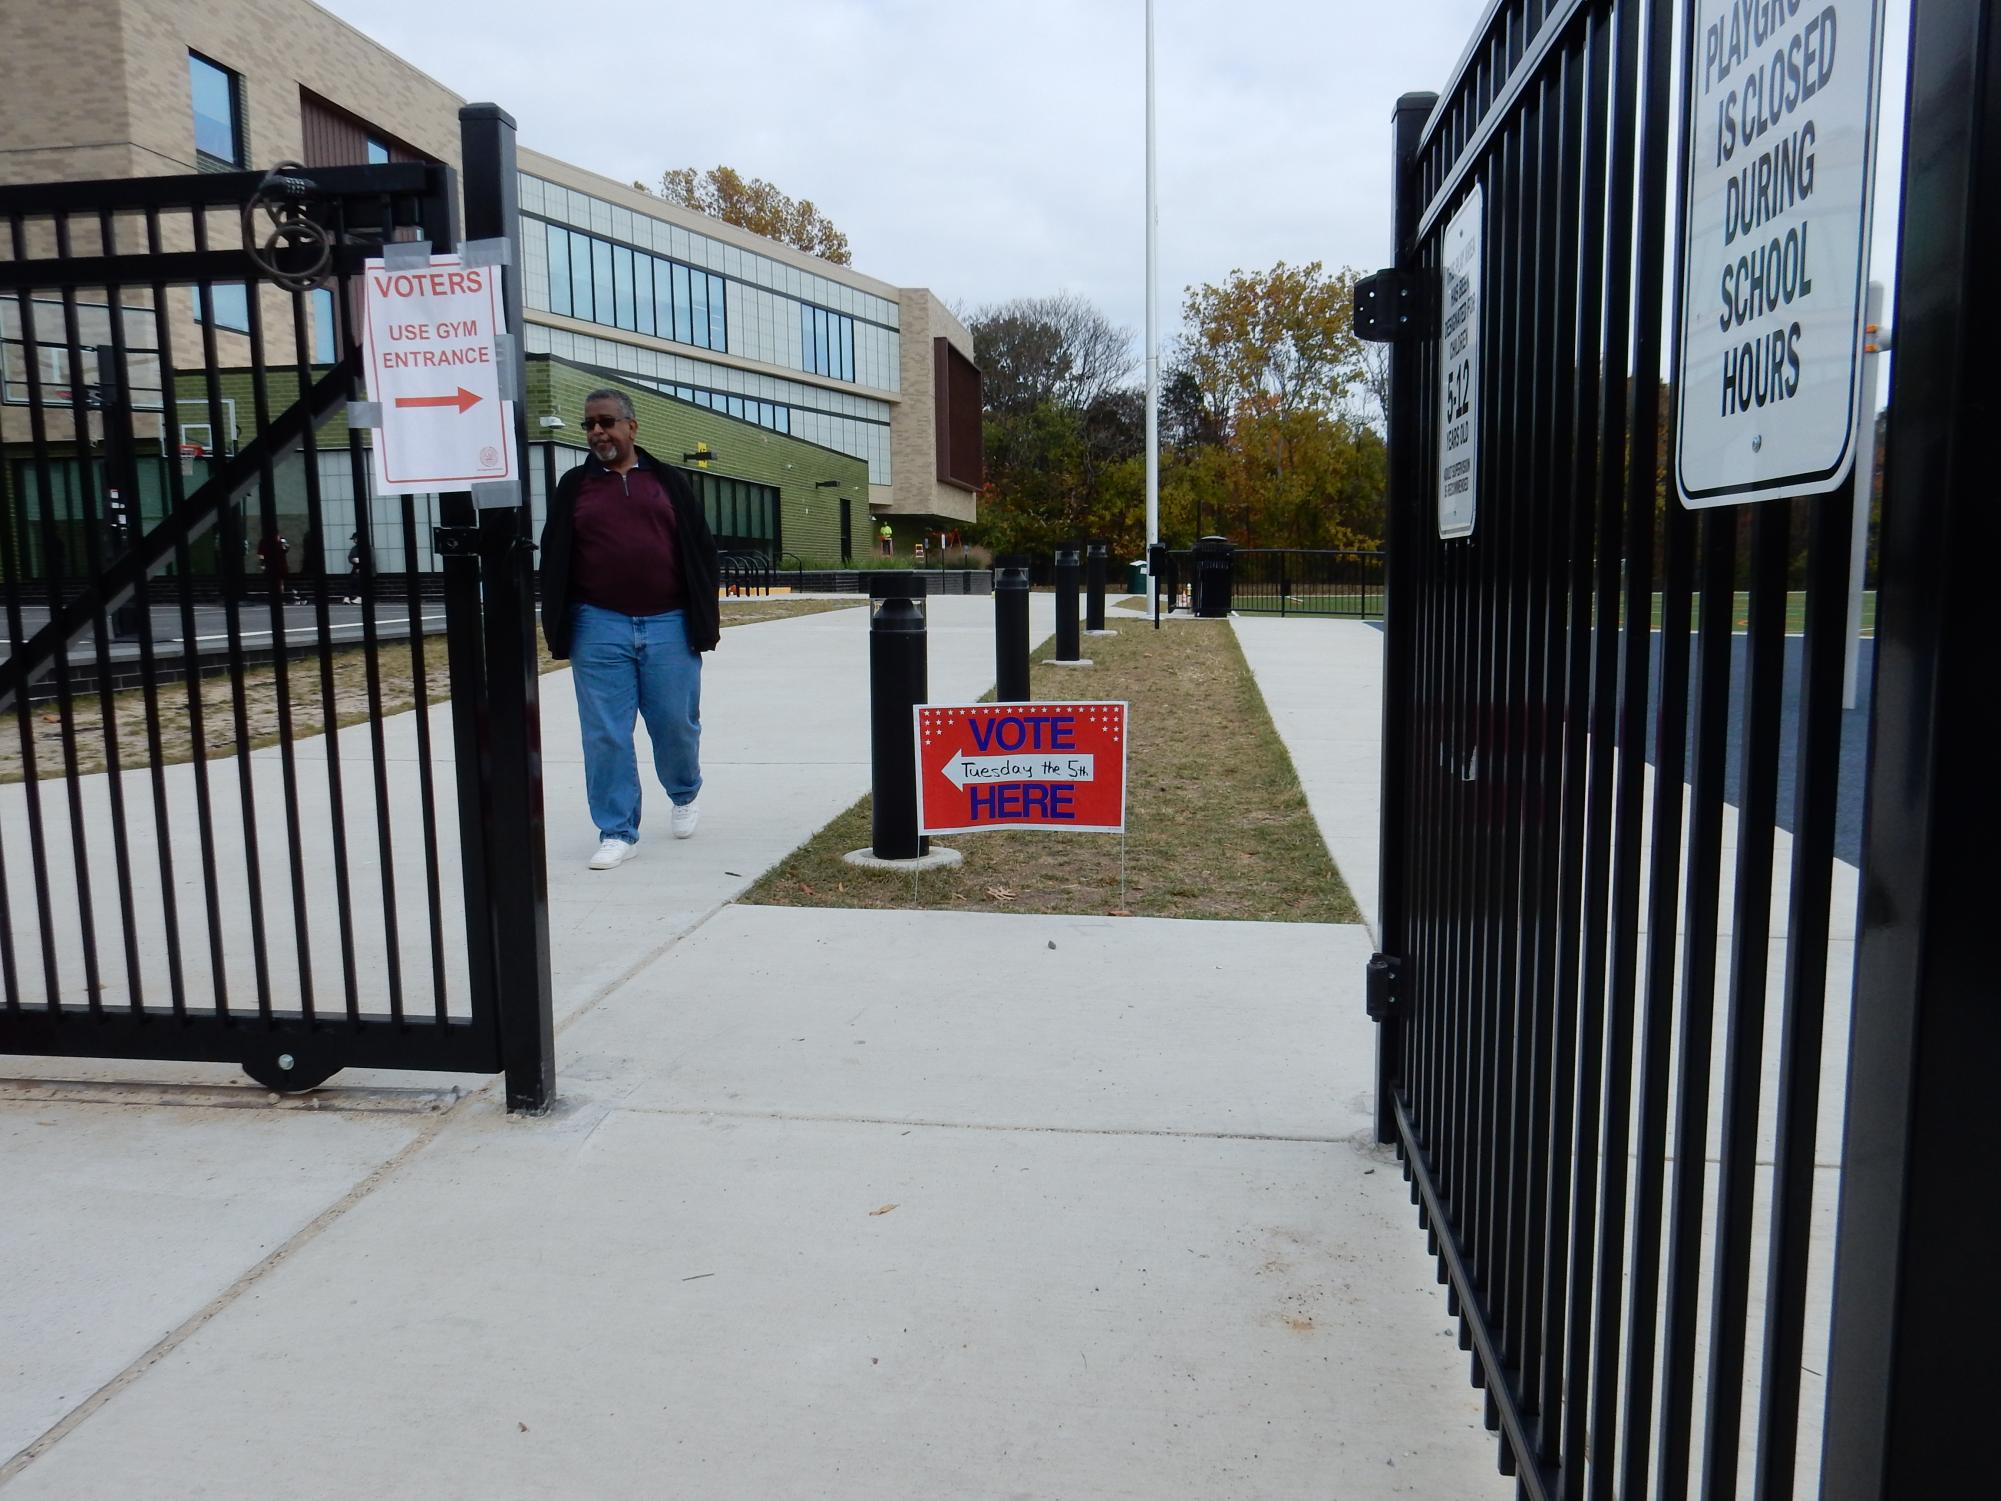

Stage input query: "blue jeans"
[{"left": 569, "top": 603, "right": 702, "bottom": 844}]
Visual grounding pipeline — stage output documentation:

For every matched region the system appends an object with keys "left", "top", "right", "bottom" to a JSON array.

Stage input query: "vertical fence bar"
[
  {"left": 461, "top": 103, "right": 554, "bottom": 1109},
  {"left": 1700, "top": 501, "right": 1792, "bottom": 1501},
  {"left": 288, "top": 281, "right": 361, "bottom": 1023},
  {"left": 242, "top": 282, "right": 317, "bottom": 1024},
  {"left": 1368, "top": 88, "right": 1432, "bottom": 1144},
  {"left": 192, "top": 207, "right": 276, "bottom": 1018},
  {"left": 1822, "top": 1, "right": 1997, "bottom": 1488},
  {"left": 1751, "top": 477, "right": 1854, "bottom": 1500},
  {"left": 98, "top": 206, "right": 185, "bottom": 1020},
  {"left": 4, "top": 216, "right": 65, "bottom": 1011},
  {"left": 147, "top": 203, "right": 231, "bottom": 1018}
]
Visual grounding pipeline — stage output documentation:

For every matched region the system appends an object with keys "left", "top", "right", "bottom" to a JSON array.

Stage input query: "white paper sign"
[
  {"left": 1674, "top": 0, "right": 1885, "bottom": 507},
  {"left": 362, "top": 254, "right": 517, "bottom": 494},
  {"left": 1438, "top": 186, "right": 1482, "bottom": 540}
]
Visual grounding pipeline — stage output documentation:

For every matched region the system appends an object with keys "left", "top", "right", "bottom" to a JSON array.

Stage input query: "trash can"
[
  {"left": 1126, "top": 560, "right": 1147, "bottom": 594},
  {"left": 1192, "top": 535, "right": 1235, "bottom": 617}
]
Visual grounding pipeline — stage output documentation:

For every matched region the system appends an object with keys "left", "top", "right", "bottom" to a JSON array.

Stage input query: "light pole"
[{"left": 1144, "top": 0, "right": 1160, "bottom": 611}]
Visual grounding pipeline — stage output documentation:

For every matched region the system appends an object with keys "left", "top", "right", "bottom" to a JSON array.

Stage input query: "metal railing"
[
  {"left": 1361, "top": 2, "right": 1975, "bottom": 1497},
  {"left": 1222, "top": 548, "right": 1385, "bottom": 618},
  {"left": 0, "top": 108, "right": 553, "bottom": 1107}
]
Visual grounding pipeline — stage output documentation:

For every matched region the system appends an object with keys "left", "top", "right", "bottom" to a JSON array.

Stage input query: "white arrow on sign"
[{"left": 944, "top": 751, "right": 1096, "bottom": 789}]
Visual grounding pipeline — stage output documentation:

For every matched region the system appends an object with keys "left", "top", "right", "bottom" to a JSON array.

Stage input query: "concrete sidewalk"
[{"left": 1, "top": 603, "right": 1506, "bottom": 1499}]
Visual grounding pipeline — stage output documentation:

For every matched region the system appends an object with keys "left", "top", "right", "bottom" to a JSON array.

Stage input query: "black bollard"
[
  {"left": 994, "top": 554, "right": 1030, "bottom": 702},
  {"left": 1054, "top": 544, "right": 1081, "bottom": 662},
  {"left": 1085, "top": 540, "right": 1108, "bottom": 632},
  {"left": 869, "top": 572, "right": 929, "bottom": 860}
]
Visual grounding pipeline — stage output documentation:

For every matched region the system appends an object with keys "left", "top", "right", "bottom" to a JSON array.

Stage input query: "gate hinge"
[
  {"left": 1365, "top": 952, "right": 1404, "bottom": 1021},
  {"left": 1353, "top": 269, "right": 1437, "bottom": 343}
]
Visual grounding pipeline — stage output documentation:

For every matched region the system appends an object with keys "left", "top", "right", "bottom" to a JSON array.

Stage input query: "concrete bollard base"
[{"left": 843, "top": 846, "right": 965, "bottom": 872}]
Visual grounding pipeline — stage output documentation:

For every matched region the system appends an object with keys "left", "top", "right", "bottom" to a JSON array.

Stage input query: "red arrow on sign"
[{"left": 394, "top": 387, "right": 482, "bottom": 413}]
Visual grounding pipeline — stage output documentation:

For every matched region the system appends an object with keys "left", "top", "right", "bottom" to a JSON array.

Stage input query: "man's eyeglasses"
[{"left": 581, "top": 414, "right": 626, "bottom": 430}]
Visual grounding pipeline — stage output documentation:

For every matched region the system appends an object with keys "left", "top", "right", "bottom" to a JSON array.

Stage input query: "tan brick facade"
[{"left": 888, "top": 291, "right": 977, "bottom": 524}]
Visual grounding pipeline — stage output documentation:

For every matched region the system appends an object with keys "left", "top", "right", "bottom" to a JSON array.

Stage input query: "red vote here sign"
[{"left": 915, "top": 702, "right": 1128, "bottom": 835}]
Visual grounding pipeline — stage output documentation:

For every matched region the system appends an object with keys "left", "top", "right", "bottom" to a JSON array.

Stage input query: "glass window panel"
[
  {"left": 652, "top": 258, "right": 673, "bottom": 337},
  {"left": 774, "top": 406, "right": 789, "bottom": 434},
  {"left": 366, "top": 138, "right": 390, "bottom": 165},
  {"left": 188, "top": 54, "right": 240, "bottom": 165},
  {"left": 708, "top": 274, "right": 726, "bottom": 350},
  {"left": 673, "top": 264, "right": 693, "bottom": 344},
  {"left": 591, "top": 238, "right": 614, "bottom": 328},
  {"left": 690, "top": 270, "right": 709, "bottom": 348},
  {"left": 565, "top": 230, "right": 590, "bottom": 319},
  {"left": 192, "top": 282, "right": 250, "bottom": 332},
  {"left": 634, "top": 255, "right": 654, "bottom": 336},
  {"left": 613, "top": 245, "right": 635, "bottom": 330},
  {"left": 546, "top": 222, "right": 572, "bottom": 318},
  {"left": 311, "top": 287, "right": 337, "bottom": 364}
]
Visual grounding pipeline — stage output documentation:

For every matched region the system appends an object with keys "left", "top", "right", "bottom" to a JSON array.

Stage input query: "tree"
[
  {"left": 1169, "top": 261, "right": 1382, "bottom": 547},
  {"left": 653, "top": 166, "right": 852, "bottom": 264},
  {"left": 1180, "top": 261, "right": 1369, "bottom": 424},
  {"left": 968, "top": 293, "right": 1136, "bottom": 415}
]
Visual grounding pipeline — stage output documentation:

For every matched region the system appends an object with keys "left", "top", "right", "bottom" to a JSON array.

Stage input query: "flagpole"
[{"left": 1144, "top": 0, "right": 1160, "bottom": 603}]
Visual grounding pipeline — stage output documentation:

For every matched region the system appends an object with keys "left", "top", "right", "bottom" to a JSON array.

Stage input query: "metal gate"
[
  {"left": 1362, "top": 2, "right": 1992, "bottom": 1497},
  {"left": 0, "top": 106, "right": 552, "bottom": 1110}
]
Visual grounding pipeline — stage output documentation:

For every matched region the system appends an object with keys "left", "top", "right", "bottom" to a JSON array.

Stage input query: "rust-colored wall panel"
[{"left": 934, "top": 336, "right": 982, "bottom": 492}]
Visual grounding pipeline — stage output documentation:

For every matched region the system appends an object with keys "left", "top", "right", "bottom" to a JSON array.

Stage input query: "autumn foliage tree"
[
  {"left": 1169, "top": 261, "right": 1384, "bottom": 549},
  {"left": 651, "top": 166, "right": 852, "bottom": 264},
  {"left": 967, "top": 263, "right": 1391, "bottom": 561}
]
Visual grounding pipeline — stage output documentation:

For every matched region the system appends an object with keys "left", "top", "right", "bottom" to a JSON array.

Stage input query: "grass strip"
[{"left": 741, "top": 615, "right": 1360, "bottom": 924}]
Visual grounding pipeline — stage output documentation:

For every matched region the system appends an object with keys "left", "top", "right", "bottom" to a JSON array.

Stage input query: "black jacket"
[{"left": 540, "top": 446, "right": 721, "bottom": 659}]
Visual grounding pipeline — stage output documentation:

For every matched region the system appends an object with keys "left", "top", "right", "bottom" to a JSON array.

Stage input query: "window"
[
  {"left": 311, "top": 287, "right": 337, "bottom": 364},
  {"left": 568, "top": 229, "right": 592, "bottom": 320},
  {"left": 696, "top": 474, "right": 780, "bottom": 554},
  {"left": 189, "top": 53, "right": 244, "bottom": 168},
  {"left": 708, "top": 274, "right": 727, "bottom": 351},
  {"left": 547, "top": 223, "right": 573, "bottom": 318},
  {"left": 635, "top": 256, "right": 654, "bottom": 337},
  {"left": 671, "top": 263, "right": 692, "bottom": 344},
  {"left": 365, "top": 138, "right": 390, "bottom": 165},
  {"left": 590, "top": 239, "right": 614, "bottom": 327},
  {"left": 192, "top": 282, "right": 251, "bottom": 333},
  {"left": 612, "top": 245, "right": 635, "bottom": 331}
]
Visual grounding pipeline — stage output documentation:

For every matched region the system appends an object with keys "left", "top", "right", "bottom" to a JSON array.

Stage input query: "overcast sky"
[
  {"left": 315, "top": 0, "right": 1491, "bottom": 343},
  {"left": 316, "top": 0, "right": 1910, "bottom": 391}
]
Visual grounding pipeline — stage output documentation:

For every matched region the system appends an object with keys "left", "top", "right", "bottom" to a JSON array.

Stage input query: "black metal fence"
[
  {"left": 1364, "top": 3, "right": 1987, "bottom": 1498},
  {"left": 1226, "top": 548, "right": 1385, "bottom": 618},
  {"left": 0, "top": 107, "right": 553, "bottom": 1108}
]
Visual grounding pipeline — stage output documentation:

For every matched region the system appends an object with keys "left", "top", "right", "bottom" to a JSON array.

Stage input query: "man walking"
[{"left": 540, "top": 389, "right": 721, "bottom": 870}]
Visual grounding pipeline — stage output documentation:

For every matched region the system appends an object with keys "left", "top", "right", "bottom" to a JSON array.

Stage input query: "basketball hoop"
[{"left": 178, "top": 441, "right": 203, "bottom": 478}]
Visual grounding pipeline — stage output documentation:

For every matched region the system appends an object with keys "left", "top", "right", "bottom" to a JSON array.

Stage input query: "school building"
[{"left": 0, "top": 0, "right": 983, "bottom": 573}]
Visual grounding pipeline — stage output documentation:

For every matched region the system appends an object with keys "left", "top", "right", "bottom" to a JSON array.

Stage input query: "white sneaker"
[
  {"left": 588, "top": 837, "right": 636, "bottom": 870},
  {"left": 670, "top": 801, "right": 700, "bottom": 839}
]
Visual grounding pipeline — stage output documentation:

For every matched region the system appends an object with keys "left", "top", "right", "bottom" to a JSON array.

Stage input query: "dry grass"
[
  {"left": 0, "top": 595, "right": 862, "bottom": 784},
  {"left": 740, "top": 616, "right": 1360, "bottom": 924}
]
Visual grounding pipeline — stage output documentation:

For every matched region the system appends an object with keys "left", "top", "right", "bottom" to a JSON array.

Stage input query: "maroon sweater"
[{"left": 569, "top": 460, "right": 686, "bottom": 617}]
